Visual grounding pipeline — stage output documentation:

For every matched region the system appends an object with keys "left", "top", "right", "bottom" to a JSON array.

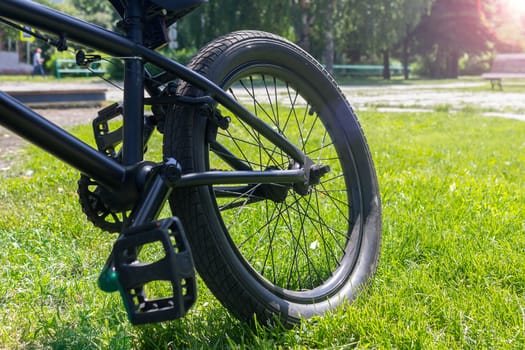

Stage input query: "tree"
[
  {"left": 294, "top": 0, "right": 337, "bottom": 72},
  {"left": 477, "top": 0, "right": 525, "bottom": 52},
  {"left": 396, "top": 0, "right": 434, "bottom": 79},
  {"left": 414, "top": 0, "right": 496, "bottom": 78},
  {"left": 176, "top": 0, "right": 293, "bottom": 51},
  {"left": 293, "top": 0, "right": 360, "bottom": 70},
  {"left": 340, "top": 0, "right": 432, "bottom": 79},
  {"left": 67, "top": 0, "right": 118, "bottom": 30},
  {"left": 323, "top": 0, "right": 336, "bottom": 73},
  {"left": 175, "top": 0, "right": 351, "bottom": 70},
  {"left": 291, "top": 0, "right": 315, "bottom": 51}
]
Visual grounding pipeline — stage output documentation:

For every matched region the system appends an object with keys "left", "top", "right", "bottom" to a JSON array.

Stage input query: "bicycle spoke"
[
  {"left": 214, "top": 73, "right": 354, "bottom": 292},
  {"left": 290, "top": 193, "right": 348, "bottom": 254}
]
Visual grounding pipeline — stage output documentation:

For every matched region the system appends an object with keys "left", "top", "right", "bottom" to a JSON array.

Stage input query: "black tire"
[{"left": 163, "top": 31, "right": 381, "bottom": 326}]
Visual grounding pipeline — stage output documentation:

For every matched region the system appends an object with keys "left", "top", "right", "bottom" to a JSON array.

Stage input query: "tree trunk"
[
  {"left": 432, "top": 46, "right": 445, "bottom": 78},
  {"left": 446, "top": 50, "right": 460, "bottom": 79},
  {"left": 297, "top": 0, "right": 312, "bottom": 52},
  {"left": 323, "top": 0, "right": 335, "bottom": 74},
  {"left": 402, "top": 29, "right": 410, "bottom": 80},
  {"left": 383, "top": 50, "right": 391, "bottom": 80}
]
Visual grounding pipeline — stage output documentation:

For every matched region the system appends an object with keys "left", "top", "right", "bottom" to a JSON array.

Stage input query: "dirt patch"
[{"left": 0, "top": 107, "right": 100, "bottom": 171}]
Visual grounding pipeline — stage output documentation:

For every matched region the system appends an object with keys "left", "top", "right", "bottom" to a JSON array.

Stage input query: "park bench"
[
  {"left": 55, "top": 58, "right": 106, "bottom": 79},
  {"left": 482, "top": 53, "right": 525, "bottom": 90},
  {"left": 332, "top": 64, "right": 408, "bottom": 77}
]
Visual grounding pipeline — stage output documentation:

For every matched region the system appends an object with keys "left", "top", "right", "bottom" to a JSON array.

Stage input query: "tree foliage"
[
  {"left": 414, "top": 0, "right": 498, "bottom": 78},
  {"left": 67, "top": 0, "right": 119, "bottom": 29},
  {"left": 175, "top": 0, "right": 293, "bottom": 51},
  {"left": 337, "top": 0, "right": 433, "bottom": 78},
  {"left": 2, "top": 0, "right": 513, "bottom": 79}
]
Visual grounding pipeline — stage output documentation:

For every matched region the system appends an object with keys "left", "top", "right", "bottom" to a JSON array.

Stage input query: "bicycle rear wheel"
[{"left": 163, "top": 31, "right": 381, "bottom": 326}]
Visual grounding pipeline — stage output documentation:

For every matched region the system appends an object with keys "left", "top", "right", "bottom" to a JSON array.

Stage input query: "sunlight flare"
[{"left": 506, "top": 0, "right": 525, "bottom": 14}]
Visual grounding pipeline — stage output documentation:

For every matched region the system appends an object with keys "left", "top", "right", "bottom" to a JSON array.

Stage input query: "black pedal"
[
  {"left": 93, "top": 102, "right": 123, "bottom": 157},
  {"left": 113, "top": 217, "right": 197, "bottom": 325}
]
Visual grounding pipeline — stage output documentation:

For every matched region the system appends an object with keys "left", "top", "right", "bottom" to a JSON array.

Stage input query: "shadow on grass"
[
  {"left": 37, "top": 302, "right": 293, "bottom": 349},
  {"left": 134, "top": 304, "right": 292, "bottom": 349}
]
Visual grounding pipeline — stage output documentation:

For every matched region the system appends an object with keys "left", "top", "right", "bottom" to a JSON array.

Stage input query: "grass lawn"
[{"left": 0, "top": 107, "right": 523, "bottom": 348}]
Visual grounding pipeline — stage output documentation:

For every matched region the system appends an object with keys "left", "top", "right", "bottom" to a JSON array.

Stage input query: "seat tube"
[{"left": 122, "top": 0, "right": 145, "bottom": 165}]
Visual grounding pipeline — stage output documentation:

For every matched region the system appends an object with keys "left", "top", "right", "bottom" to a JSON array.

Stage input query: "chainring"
[{"left": 77, "top": 175, "right": 129, "bottom": 233}]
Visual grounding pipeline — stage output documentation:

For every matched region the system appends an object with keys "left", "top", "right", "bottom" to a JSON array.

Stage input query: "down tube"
[
  {"left": 0, "top": 0, "right": 308, "bottom": 165},
  {"left": 0, "top": 92, "right": 126, "bottom": 189}
]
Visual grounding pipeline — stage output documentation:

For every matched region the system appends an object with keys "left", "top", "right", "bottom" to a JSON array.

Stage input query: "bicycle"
[{"left": 0, "top": 0, "right": 381, "bottom": 327}]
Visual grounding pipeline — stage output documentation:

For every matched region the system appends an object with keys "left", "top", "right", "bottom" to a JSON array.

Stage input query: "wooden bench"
[
  {"left": 55, "top": 59, "right": 106, "bottom": 79},
  {"left": 332, "top": 64, "right": 408, "bottom": 77},
  {"left": 482, "top": 53, "right": 525, "bottom": 90}
]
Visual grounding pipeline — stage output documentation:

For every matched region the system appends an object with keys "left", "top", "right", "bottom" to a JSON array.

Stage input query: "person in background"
[{"left": 32, "top": 47, "right": 45, "bottom": 77}]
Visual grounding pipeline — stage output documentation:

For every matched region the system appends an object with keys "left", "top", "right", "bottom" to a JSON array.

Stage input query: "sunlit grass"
[{"left": 0, "top": 107, "right": 523, "bottom": 348}]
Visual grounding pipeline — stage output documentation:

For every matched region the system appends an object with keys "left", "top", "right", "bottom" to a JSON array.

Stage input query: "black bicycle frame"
[{"left": 0, "top": 0, "right": 309, "bottom": 192}]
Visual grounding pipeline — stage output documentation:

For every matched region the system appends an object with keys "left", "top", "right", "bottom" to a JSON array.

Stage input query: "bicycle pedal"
[
  {"left": 113, "top": 217, "right": 197, "bottom": 325},
  {"left": 93, "top": 102, "right": 123, "bottom": 157}
]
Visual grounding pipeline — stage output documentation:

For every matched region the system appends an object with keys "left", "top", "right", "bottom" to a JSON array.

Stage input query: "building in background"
[{"left": 0, "top": 28, "right": 33, "bottom": 74}]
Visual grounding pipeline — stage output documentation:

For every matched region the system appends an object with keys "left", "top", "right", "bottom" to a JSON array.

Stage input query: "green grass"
[{"left": 0, "top": 109, "right": 524, "bottom": 348}]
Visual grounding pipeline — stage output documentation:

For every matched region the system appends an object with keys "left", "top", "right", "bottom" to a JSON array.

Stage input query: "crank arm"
[{"left": 98, "top": 158, "right": 182, "bottom": 292}]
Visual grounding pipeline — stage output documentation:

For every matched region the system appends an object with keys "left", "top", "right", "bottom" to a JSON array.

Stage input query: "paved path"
[
  {"left": 341, "top": 82, "right": 525, "bottom": 121},
  {"left": 2, "top": 81, "right": 124, "bottom": 102}
]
